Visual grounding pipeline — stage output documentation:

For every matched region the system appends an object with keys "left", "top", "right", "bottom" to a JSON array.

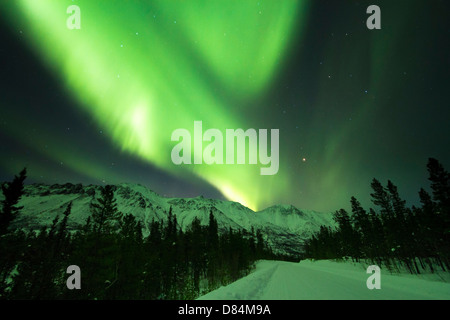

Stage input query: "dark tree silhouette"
[
  {"left": 303, "top": 159, "right": 450, "bottom": 274},
  {"left": 0, "top": 168, "right": 27, "bottom": 235}
]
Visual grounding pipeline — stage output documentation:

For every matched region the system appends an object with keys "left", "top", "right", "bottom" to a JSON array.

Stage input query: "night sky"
[{"left": 0, "top": 0, "right": 449, "bottom": 213}]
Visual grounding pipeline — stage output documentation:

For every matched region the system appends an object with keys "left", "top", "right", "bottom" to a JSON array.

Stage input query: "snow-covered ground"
[{"left": 198, "top": 260, "right": 450, "bottom": 300}]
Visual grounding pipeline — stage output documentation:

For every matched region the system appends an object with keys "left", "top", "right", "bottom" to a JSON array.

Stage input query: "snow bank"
[{"left": 198, "top": 260, "right": 450, "bottom": 300}]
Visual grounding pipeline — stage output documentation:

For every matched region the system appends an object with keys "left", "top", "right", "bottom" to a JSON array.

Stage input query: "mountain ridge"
[{"left": 4, "top": 182, "right": 335, "bottom": 256}]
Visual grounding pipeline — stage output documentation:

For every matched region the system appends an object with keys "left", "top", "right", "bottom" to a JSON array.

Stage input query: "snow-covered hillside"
[
  {"left": 198, "top": 260, "right": 450, "bottom": 300},
  {"left": 5, "top": 183, "right": 335, "bottom": 256}
]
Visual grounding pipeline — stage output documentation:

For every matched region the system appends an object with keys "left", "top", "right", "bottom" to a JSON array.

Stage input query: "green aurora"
[
  {"left": 1, "top": 0, "right": 309, "bottom": 211},
  {"left": 0, "top": 0, "right": 448, "bottom": 212}
]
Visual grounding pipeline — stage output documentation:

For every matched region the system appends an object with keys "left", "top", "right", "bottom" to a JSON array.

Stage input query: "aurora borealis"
[{"left": 0, "top": 0, "right": 449, "bottom": 213}]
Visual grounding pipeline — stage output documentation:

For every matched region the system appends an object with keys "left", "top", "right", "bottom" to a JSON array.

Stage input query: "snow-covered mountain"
[{"left": 6, "top": 183, "right": 335, "bottom": 256}]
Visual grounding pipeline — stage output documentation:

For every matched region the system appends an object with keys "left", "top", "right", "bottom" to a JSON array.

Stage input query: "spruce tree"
[
  {"left": 427, "top": 158, "right": 450, "bottom": 212},
  {"left": 350, "top": 197, "right": 370, "bottom": 259},
  {"left": 370, "top": 179, "right": 397, "bottom": 256},
  {"left": 0, "top": 168, "right": 27, "bottom": 235},
  {"left": 206, "top": 211, "right": 219, "bottom": 289},
  {"left": 333, "top": 209, "right": 359, "bottom": 260},
  {"left": 370, "top": 178, "right": 394, "bottom": 217},
  {"left": 90, "top": 185, "right": 121, "bottom": 234},
  {"left": 426, "top": 158, "right": 450, "bottom": 267},
  {"left": 188, "top": 217, "right": 204, "bottom": 294},
  {"left": 386, "top": 180, "right": 410, "bottom": 265}
]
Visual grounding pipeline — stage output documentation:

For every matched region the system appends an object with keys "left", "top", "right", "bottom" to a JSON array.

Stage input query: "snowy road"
[{"left": 198, "top": 260, "right": 450, "bottom": 300}]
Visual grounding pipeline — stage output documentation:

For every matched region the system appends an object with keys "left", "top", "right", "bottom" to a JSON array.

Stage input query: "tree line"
[
  {"left": 0, "top": 171, "right": 274, "bottom": 299},
  {"left": 303, "top": 158, "right": 450, "bottom": 274}
]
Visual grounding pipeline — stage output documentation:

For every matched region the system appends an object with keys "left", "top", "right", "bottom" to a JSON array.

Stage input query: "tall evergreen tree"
[
  {"left": 370, "top": 178, "right": 393, "bottom": 217},
  {"left": 90, "top": 185, "right": 121, "bottom": 234},
  {"left": 368, "top": 208, "right": 385, "bottom": 265},
  {"left": 387, "top": 180, "right": 407, "bottom": 222},
  {"left": 333, "top": 209, "right": 359, "bottom": 260},
  {"left": 350, "top": 196, "right": 371, "bottom": 259},
  {"left": 426, "top": 158, "right": 450, "bottom": 266},
  {"left": 370, "top": 178, "right": 397, "bottom": 255},
  {"left": 0, "top": 168, "right": 27, "bottom": 235},
  {"left": 206, "top": 210, "right": 219, "bottom": 289},
  {"left": 427, "top": 158, "right": 450, "bottom": 213}
]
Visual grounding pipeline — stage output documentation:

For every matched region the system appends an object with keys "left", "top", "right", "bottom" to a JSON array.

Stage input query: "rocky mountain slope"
[{"left": 5, "top": 183, "right": 335, "bottom": 256}]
